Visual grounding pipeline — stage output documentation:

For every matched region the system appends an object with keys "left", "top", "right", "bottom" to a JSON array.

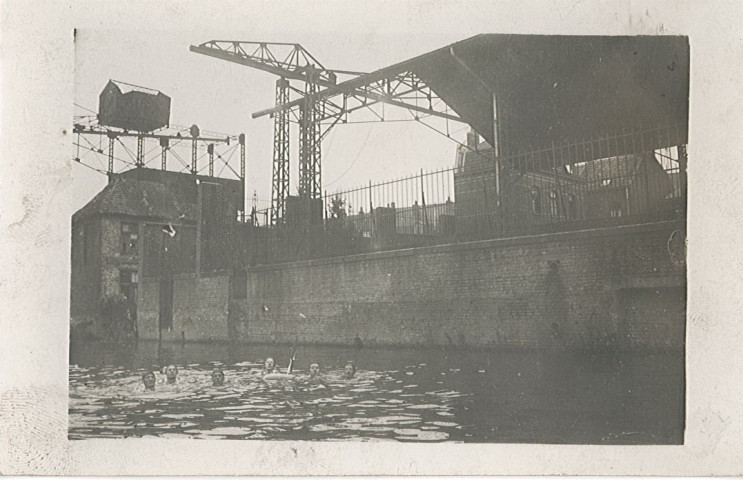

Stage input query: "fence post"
[{"left": 420, "top": 168, "right": 429, "bottom": 234}]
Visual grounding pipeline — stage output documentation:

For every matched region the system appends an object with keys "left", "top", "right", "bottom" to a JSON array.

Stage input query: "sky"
[
  {"left": 72, "top": 29, "right": 473, "bottom": 212},
  {"left": 70, "top": 1, "right": 695, "bottom": 214}
]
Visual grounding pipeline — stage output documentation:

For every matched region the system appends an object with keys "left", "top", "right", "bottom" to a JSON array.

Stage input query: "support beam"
[
  {"left": 252, "top": 71, "right": 465, "bottom": 124},
  {"left": 72, "top": 124, "right": 232, "bottom": 143},
  {"left": 191, "top": 139, "right": 198, "bottom": 174},
  {"left": 160, "top": 137, "right": 169, "bottom": 170},
  {"left": 239, "top": 133, "right": 246, "bottom": 222},
  {"left": 107, "top": 133, "right": 116, "bottom": 175},
  {"left": 298, "top": 76, "right": 322, "bottom": 198},
  {"left": 492, "top": 93, "right": 501, "bottom": 206},
  {"left": 190, "top": 124, "right": 200, "bottom": 174},
  {"left": 271, "top": 78, "right": 290, "bottom": 225},
  {"left": 136, "top": 134, "right": 144, "bottom": 167},
  {"left": 207, "top": 143, "right": 215, "bottom": 177}
]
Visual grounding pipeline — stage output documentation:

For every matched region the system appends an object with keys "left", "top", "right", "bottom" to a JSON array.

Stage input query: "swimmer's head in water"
[
  {"left": 211, "top": 368, "right": 225, "bottom": 386},
  {"left": 344, "top": 362, "right": 356, "bottom": 379},
  {"left": 164, "top": 365, "right": 178, "bottom": 383},
  {"left": 142, "top": 371, "right": 156, "bottom": 390},
  {"left": 309, "top": 363, "right": 320, "bottom": 376},
  {"left": 264, "top": 357, "right": 275, "bottom": 373}
]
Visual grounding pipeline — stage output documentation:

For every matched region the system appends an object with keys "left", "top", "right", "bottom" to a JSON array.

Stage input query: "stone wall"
[
  {"left": 235, "top": 220, "right": 685, "bottom": 349},
  {"left": 137, "top": 273, "right": 229, "bottom": 342}
]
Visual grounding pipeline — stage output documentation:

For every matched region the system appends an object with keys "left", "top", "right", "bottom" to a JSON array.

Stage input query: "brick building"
[
  {"left": 70, "top": 168, "right": 243, "bottom": 339},
  {"left": 453, "top": 131, "right": 680, "bottom": 238}
]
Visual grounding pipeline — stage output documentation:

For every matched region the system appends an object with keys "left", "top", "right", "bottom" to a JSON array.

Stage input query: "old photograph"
[
  {"left": 69, "top": 31, "right": 687, "bottom": 443},
  {"left": 3, "top": 0, "right": 743, "bottom": 475}
]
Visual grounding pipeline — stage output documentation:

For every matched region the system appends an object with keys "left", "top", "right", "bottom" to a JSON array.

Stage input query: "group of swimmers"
[{"left": 140, "top": 358, "right": 356, "bottom": 391}]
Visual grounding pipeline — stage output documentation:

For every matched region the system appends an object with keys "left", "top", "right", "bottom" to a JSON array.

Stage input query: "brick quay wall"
[{"left": 231, "top": 220, "right": 685, "bottom": 350}]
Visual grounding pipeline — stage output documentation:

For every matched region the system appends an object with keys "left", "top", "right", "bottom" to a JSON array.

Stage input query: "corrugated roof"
[{"left": 72, "top": 176, "right": 198, "bottom": 223}]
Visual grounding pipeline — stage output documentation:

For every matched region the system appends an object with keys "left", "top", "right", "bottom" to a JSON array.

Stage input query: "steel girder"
[{"left": 271, "top": 78, "right": 291, "bottom": 225}]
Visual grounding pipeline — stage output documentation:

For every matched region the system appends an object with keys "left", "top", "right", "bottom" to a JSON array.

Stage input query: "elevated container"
[{"left": 98, "top": 80, "right": 171, "bottom": 133}]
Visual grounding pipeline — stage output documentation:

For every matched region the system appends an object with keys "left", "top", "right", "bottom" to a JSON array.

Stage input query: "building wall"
[
  {"left": 99, "top": 216, "right": 140, "bottom": 298},
  {"left": 70, "top": 217, "right": 103, "bottom": 327},
  {"left": 234, "top": 220, "right": 685, "bottom": 350},
  {"left": 70, "top": 216, "right": 139, "bottom": 328},
  {"left": 137, "top": 273, "right": 229, "bottom": 342}
]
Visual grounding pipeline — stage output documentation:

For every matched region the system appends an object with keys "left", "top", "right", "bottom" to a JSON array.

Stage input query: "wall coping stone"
[{"left": 248, "top": 220, "right": 686, "bottom": 272}]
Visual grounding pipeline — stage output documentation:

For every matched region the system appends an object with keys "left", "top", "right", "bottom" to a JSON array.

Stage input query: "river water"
[{"left": 69, "top": 340, "right": 684, "bottom": 443}]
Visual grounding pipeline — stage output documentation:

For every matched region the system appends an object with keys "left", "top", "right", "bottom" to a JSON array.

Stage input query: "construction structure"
[
  {"left": 74, "top": 79, "right": 246, "bottom": 185},
  {"left": 190, "top": 41, "right": 461, "bottom": 226}
]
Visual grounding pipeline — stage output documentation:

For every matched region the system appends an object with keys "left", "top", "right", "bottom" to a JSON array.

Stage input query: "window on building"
[
  {"left": 121, "top": 222, "right": 138, "bottom": 255},
  {"left": 119, "top": 269, "right": 139, "bottom": 303},
  {"left": 531, "top": 187, "right": 542, "bottom": 215},
  {"left": 549, "top": 190, "right": 559, "bottom": 217}
]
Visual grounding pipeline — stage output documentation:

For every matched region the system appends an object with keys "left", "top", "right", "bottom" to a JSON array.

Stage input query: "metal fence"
[{"left": 241, "top": 125, "right": 686, "bottom": 264}]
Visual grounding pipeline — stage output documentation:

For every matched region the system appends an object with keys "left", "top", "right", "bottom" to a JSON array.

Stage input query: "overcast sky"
[
  {"left": 73, "top": 28, "right": 476, "bottom": 212},
  {"left": 70, "top": 1, "right": 689, "bottom": 213}
]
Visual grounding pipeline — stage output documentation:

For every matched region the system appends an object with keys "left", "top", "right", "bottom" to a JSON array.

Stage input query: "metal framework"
[
  {"left": 73, "top": 123, "right": 237, "bottom": 176},
  {"left": 191, "top": 41, "right": 352, "bottom": 223},
  {"left": 272, "top": 78, "right": 290, "bottom": 224},
  {"left": 298, "top": 75, "right": 323, "bottom": 197},
  {"left": 160, "top": 137, "right": 169, "bottom": 170},
  {"left": 191, "top": 40, "right": 470, "bottom": 221},
  {"left": 207, "top": 143, "right": 215, "bottom": 177},
  {"left": 253, "top": 70, "right": 464, "bottom": 124},
  {"left": 239, "top": 133, "right": 246, "bottom": 221},
  {"left": 136, "top": 135, "right": 145, "bottom": 167}
]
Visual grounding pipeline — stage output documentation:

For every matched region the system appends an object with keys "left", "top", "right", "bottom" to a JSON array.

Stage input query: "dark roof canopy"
[{"left": 282, "top": 35, "right": 690, "bottom": 154}]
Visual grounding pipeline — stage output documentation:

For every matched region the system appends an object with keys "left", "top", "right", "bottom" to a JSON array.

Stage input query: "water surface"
[{"left": 69, "top": 341, "right": 684, "bottom": 443}]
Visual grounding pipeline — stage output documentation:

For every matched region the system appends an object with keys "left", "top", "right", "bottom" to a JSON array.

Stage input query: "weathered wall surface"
[
  {"left": 137, "top": 273, "right": 229, "bottom": 342},
  {"left": 70, "top": 217, "right": 103, "bottom": 327},
  {"left": 235, "top": 220, "right": 685, "bottom": 349}
]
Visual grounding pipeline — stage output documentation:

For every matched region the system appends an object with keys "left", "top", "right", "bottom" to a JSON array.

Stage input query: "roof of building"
[
  {"left": 269, "top": 35, "right": 689, "bottom": 157},
  {"left": 72, "top": 176, "right": 198, "bottom": 223},
  {"left": 105, "top": 79, "right": 165, "bottom": 96}
]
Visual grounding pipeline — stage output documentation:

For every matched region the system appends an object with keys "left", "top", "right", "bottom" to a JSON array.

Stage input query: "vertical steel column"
[
  {"left": 491, "top": 93, "right": 501, "bottom": 206},
  {"left": 190, "top": 124, "right": 200, "bottom": 174},
  {"left": 160, "top": 137, "right": 169, "bottom": 171},
  {"left": 107, "top": 132, "right": 116, "bottom": 175},
  {"left": 239, "top": 134, "right": 246, "bottom": 180},
  {"left": 240, "top": 134, "right": 246, "bottom": 223},
  {"left": 207, "top": 144, "right": 214, "bottom": 177},
  {"left": 271, "top": 78, "right": 290, "bottom": 225},
  {"left": 136, "top": 134, "right": 144, "bottom": 167},
  {"left": 299, "top": 70, "right": 322, "bottom": 198}
]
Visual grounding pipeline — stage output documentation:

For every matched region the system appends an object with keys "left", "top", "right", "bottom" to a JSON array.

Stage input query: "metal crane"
[
  {"left": 190, "top": 41, "right": 353, "bottom": 225},
  {"left": 190, "top": 40, "right": 467, "bottom": 226}
]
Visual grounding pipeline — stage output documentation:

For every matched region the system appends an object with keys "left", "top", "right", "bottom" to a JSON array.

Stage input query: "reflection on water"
[{"left": 69, "top": 341, "right": 684, "bottom": 443}]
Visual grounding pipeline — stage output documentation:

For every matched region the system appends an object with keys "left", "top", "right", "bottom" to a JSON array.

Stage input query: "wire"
[
  {"left": 323, "top": 126, "right": 372, "bottom": 188},
  {"left": 71, "top": 157, "right": 107, "bottom": 175},
  {"left": 73, "top": 103, "right": 98, "bottom": 115}
]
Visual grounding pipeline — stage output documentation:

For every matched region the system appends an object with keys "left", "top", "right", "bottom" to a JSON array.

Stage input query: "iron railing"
[{"left": 238, "top": 125, "right": 686, "bottom": 265}]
